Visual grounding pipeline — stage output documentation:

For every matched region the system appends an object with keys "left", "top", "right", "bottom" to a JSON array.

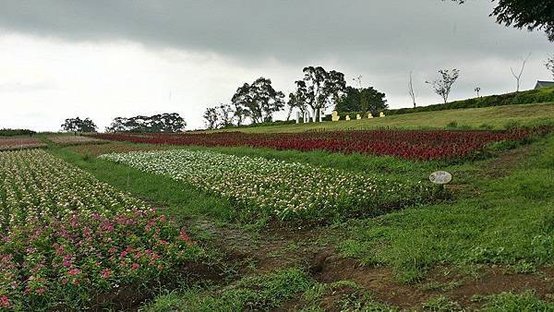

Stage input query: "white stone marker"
[{"left": 331, "top": 111, "right": 340, "bottom": 122}]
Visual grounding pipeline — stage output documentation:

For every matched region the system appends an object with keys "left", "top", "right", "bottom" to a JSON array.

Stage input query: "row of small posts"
[{"left": 331, "top": 111, "right": 385, "bottom": 121}]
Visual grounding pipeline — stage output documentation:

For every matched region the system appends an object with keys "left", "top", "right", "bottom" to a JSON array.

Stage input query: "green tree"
[
  {"left": 61, "top": 117, "right": 97, "bottom": 133},
  {"left": 452, "top": 0, "right": 554, "bottom": 41},
  {"left": 335, "top": 86, "right": 388, "bottom": 116},
  {"left": 295, "top": 66, "right": 346, "bottom": 122},
  {"left": 203, "top": 107, "right": 219, "bottom": 129},
  {"left": 231, "top": 78, "right": 285, "bottom": 124},
  {"left": 105, "top": 113, "right": 186, "bottom": 133},
  {"left": 285, "top": 91, "right": 308, "bottom": 121}
]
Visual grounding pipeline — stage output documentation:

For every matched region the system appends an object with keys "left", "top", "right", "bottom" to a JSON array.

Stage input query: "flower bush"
[
  {"left": 100, "top": 149, "right": 434, "bottom": 221},
  {"left": 0, "top": 137, "right": 46, "bottom": 151},
  {"left": 94, "top": 128, "right": 550, "bottom": 161},
  {"left": 47, "top": 135, "right": 107, "bottom": 146},
  {"left": 0, "top": 150, "right": 198, "bottom": 310}
]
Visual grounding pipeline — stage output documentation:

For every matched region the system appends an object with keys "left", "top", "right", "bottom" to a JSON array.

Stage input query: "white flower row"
[{"left": 100, "top": 149, "right": 427, "bottom": 220}]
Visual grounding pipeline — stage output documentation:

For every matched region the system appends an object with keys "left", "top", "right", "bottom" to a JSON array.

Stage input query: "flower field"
[
  {"left": 95, "top": 128, "right": 549, "bottom": 160},
  {"left": 0, "top": 150, "right": 197, "bottom": 310},
  {"left": 47, "top": 135, "right": 108, "bottom": 146},
  {"left": 0, "top": 137, "right": 46, "bottom": 151},
  {"left": 100, "top": 149, "right": 434, "bottom": 221}
]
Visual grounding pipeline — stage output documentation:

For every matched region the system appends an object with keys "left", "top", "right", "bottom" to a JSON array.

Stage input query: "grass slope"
[
  {"left": 212, "top": 102, "right": 554, "bottom": 134},
  {"left": 340, "top": 133, "right": 554, "bottom": 282},
  {"left": 46, "top": 130, "right": 554, "bottom": 310}
]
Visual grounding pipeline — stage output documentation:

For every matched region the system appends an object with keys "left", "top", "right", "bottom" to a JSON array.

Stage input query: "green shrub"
[{"left": 385, "top": 87, "right": 554, "bottom": 116}]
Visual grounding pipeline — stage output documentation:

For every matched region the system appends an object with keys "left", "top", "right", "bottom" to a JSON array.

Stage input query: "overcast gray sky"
[{"left": 0, "top": 0, "right": 552, "bottom": 131}]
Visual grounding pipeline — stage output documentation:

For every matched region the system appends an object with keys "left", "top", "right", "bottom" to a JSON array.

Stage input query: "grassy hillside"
[
  {"left": 212, "top": 102, "right": 554, "bottom": 134},
  {"left": 387, "top": 86, "right": 554, "bottom": 115}
]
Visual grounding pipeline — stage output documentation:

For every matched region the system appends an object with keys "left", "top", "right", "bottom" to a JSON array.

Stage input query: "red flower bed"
[{"left": 93, "top": 128, "right": 549, "bottom": 161}]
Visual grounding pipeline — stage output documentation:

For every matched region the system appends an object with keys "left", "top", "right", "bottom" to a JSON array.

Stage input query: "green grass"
[
  {"left": 338, "top": 134, "right": 554, "bottom": 282},
  {"left": 211, "top": 102, "right": 554, "bottom": 133},
  {"left": 143, "top": 268, "right": 312, "bottom": 312},
  {"left": 143, "top": 269, "right": 398, "bottom": 312},
  {"left": 478, "top": 291, "right": 554, "bottom": 312}
]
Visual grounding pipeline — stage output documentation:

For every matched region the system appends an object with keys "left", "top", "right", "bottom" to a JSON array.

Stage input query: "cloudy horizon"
[{"left": 0, "top": 0, "right": 552, "bottom": 131}]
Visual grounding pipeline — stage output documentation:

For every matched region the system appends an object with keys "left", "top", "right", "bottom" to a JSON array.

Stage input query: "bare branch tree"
[
  {"left": 426, "top": 69, "right": 460, "bottom": 104},
  {"left": 510, "top": 53, "right": 531, "bottom": 92},
  {"left": 474, "top": 86, "right": 481, "bottom": 97},
  {"left": 546, "top": 55, "right": 554, "bottom": 79},
  {"left": 408, "top": 71, "right": 417, "bottom": 108}
]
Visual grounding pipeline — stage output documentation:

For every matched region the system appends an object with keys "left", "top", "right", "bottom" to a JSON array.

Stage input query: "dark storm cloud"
[
  {"left": 0, "top": 0, "right": 549, "bottom": 63},
  {"left": 0, "top": 0, "right": 552, "bottom": 114}
]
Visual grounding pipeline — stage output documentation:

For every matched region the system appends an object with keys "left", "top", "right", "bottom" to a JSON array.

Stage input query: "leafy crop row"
[
  {"left": 100, "top": 149, "right": 434, "bottom": 222},
  {"left": 0, "top": 150, "right": 197, "bottom": 310},
  {"left": 95, "top": 128, "right": 548, "bottom": 160}
]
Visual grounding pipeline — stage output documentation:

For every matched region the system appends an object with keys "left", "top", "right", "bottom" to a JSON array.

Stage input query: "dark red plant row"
[{"left": 93, "top": 127, "right": 550, "bottom": 161}]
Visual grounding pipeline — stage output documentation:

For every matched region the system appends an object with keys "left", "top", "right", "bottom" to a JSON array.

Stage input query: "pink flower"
[
  {"left": 101, "top": 268, "right": 112, "bottom": 279},
  {"left": 131, "top": 263, "right": 140, "bottom": 270},
  {"left": 0, "top": 295, "right": 10, "bottom": 308},
  {"left": 179, "top": 229, "right": 192, "bottom": 245},
  {"left": 35, "top": 287, "right": 46, "bottom": 295},
  {"left": 63, "top": 259, "right": 72, "bottom": 267},
  {"left": 68, "top": 268, "right": 81, "bottom": 276}
]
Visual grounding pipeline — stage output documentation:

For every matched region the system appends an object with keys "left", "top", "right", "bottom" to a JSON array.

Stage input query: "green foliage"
[
  {"left": 294, "top": 66, "right": 347, "bottom": 120},
  {"left": 0, "top": 129, "right": 35, "bottom": 136},
  {"left": 144, "top": 268, "right": 312, "bottom": 312},
  {"left": 105, "top": 113, "right": 186, "bottom": 133},
  {"left": 339, "top": 134, "right": 554, "bottom": 282},
  {"left": 422, "top": 296, "right": 463, "bottom": 312},
  {"left": 478, "top": 291, "right": 554, "bottom": 312},
  {"left": 452, "top": 0, "right": 554, "bottom": 42},
  {"left": 231, "top": 77, "right": 285, "bottom": 124},
  {"left": 387, "top": 87, "right": 554, "bottom": 116},
  {"left": 335, "top": 86, "right": 388, "bottom": 115},
  {"left": 60, "top": 117, "right": 97, "bottom": 133}
]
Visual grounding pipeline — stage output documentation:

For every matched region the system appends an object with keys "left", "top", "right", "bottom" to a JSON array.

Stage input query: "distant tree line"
[
  {"left": 0, "top": 129, "right": 36, "bottom": 136},
  {"left": 203, "top": 66, "right": 390, "bottom": 129},
  {"left": 105, "top": 113, "right": 186, "bottom": 133}
]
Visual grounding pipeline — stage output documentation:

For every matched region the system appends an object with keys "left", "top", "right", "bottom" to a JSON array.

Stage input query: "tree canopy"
[
  {"left": 294, "top": 66, "right": 347, "bottom": 120},
  {"left": 106, "top": 113, "right": 186, "bottom": 133},
  {"left": 61, "top": 117, "right": 97, "bottom": 133},
  {"left": 453, "top": 0, "right": 554, "bottom": 41},
  {"left": 335, "top": 86, "right": 388, "bottom": 116},
  {"left": 231, "top": 77, "right": 285, "bottom": 124}
]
